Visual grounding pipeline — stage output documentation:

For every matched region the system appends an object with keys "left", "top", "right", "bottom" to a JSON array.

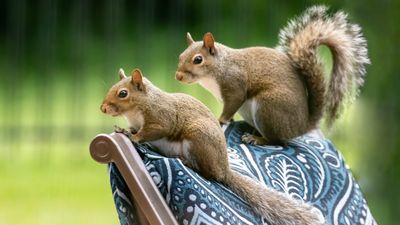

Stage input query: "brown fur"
[
  {"left": 278, "top": 6, "right": 369, "bottom": 126},
  {"left": 101, "top": 69, "right": 324, "bottom": 225},
  {"left": 176, "top": 5, "right": 369, "bottom": 144}
]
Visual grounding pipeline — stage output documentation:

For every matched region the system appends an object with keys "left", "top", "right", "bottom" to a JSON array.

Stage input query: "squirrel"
[
  {"left": 175, "top": 5, "right": 370, "bottom": 145},
  {"left": 100, "top": 68, "right": 325, "bottom": 225}
]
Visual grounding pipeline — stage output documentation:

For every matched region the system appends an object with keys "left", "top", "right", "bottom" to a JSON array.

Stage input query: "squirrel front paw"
[
  {"left": 115, "top": 128, "right": 142, "bottom": 143},
  {"left": 113, "top": 125, "right": 133, "bottom": 138}
]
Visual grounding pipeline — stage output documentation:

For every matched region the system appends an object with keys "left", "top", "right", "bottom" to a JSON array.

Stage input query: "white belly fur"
[
  {"left": 149, "top": 138, "right": 191, "bottom": 159},
  {"left": 198, "top": 77, "right": 222, "bottom": 101},
  {"left": 238, "top": 98, "right": 260, "bottom": 131},
  {"left": 123, "top": 109, "right": 145, "bottom": 131}
]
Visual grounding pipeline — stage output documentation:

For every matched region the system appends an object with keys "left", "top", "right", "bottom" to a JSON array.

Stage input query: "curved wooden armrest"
[{"left": 89, "top": 133, "right": 178, "bottom": 225}]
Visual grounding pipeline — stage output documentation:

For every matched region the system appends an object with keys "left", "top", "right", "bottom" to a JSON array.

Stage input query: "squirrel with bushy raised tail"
[
  {"left": 176, "top": 5, "right": 370, "bottom": 145},
  {"left": 101, "top": 68, "right": 325, "bottom": 225}
]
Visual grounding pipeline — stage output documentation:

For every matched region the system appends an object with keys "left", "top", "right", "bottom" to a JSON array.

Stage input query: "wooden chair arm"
[{"left": 89, "top": 133, "right": 179, "bottom": 225}]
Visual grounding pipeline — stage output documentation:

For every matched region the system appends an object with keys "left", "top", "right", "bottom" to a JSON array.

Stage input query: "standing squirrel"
[
  {"left": 101, "top": 68, "right": 325, "bottom": 225},
  {"left": 175, "top": 5, "right": 370, "bottom": 145}
]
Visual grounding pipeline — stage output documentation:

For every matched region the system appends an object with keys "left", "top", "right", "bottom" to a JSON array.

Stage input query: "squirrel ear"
[
  {"left": 131, "top": 69, "right": 145, "bottom": 91},
  {"left": 118, "top": 68, "right": 127, "bottom": 80},
  {"left": 186, "top": 32, "right": 194, "bottom": 46},
  {"left": 203, "top": 32, "right": 216, "bottom": 55}
]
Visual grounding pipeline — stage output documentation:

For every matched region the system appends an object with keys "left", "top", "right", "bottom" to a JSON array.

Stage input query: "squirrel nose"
[
  {"left": 176, "top": 72, "right": 184, "bottom": 81},
  {"left": 100, "top": 104, "right": 107, "bottom": 113}
]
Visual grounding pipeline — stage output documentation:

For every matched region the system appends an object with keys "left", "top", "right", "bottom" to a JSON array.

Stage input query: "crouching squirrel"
[
  {"left": 175, "top": 5, "right": 370, "bottom": 145},
  {"left": 100, "top": 68, "right": 325, "bottom": 225}
]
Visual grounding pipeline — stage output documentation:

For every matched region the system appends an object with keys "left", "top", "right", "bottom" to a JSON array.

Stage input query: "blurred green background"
[{"left": 0, "top": 0, "right": 398, "bottom": 224}]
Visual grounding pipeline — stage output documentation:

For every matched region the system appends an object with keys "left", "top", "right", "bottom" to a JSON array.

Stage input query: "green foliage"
[{"left": 0, "top": 160, "right": 118, "bottom": 225}]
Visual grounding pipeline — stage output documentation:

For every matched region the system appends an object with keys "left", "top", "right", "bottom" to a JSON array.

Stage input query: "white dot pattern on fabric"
[{"left": 189, "top": 194, "right": 197, "bottom": 201}]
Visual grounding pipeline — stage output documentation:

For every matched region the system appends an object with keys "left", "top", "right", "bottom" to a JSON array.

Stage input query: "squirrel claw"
[
  {"left": 114, "top": 125, "right": 132, "bottom": 138},
  {"left": 113, "top": 125, "right": 124, "bottom": 133},
  {"left": 241, "top": 133, "right": 268, "bottom": 146}
]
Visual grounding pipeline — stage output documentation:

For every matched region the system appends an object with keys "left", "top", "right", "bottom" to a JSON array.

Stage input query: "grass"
[{"left": 0, "top": 155, "right": 119, "bottom": 225}]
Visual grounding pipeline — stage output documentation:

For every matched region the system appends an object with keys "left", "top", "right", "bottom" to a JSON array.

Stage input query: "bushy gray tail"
[
  {"left": 277, "top": 5, "right": 370, "bottom": 126},
  {"left": 223, "top": 170, "right": 324, "bottom": 225}
]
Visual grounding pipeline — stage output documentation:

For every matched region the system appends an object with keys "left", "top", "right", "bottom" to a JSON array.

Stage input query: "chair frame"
[{"left": 90, "top": 133, "right": 179, "bottom": 225}]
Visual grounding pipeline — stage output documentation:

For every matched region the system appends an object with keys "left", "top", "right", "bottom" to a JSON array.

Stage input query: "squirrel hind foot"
[
  {"left": 241, "top": 133, "right": 269, "bottom": 145},
  {"left": 241, "top": 133, "right": 289, "bottom": 147}
]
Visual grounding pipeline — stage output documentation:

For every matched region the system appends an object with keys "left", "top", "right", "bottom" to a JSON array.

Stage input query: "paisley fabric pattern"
[
  {"left": 108, "top": 163, "right": 138, "bottom": 225},
  {"left": 110, "top": 121, "right": 377, "bottom": 225}
]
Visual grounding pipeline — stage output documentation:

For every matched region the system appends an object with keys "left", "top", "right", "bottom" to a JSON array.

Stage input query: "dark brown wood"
[{"left": 90, "top": 133, "right": 178, "bottom": 225}]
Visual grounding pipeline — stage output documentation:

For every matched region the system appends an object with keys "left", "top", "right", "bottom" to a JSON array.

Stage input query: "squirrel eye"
[
  {"left": 118, "top": 90, "right": 128, "bottom": 98},
  {"left": 193, "top": 55, "right": 203, "bottom": 64}
]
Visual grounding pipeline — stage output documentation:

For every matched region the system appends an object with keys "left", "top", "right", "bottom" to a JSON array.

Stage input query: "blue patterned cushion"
[{"left": 109, "top": 121, "right": 377, "bottom": 225}]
